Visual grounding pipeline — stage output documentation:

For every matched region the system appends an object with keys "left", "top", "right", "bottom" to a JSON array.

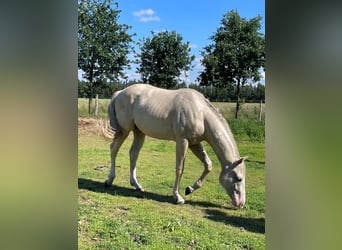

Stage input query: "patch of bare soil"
[{"left": 78, "top": 117, "right": 101, "bottom": 135}]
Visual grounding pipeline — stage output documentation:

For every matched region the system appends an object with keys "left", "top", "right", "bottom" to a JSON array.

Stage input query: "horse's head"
[{"left": 219, "top": 157, "right": 247, "bottom": 208}]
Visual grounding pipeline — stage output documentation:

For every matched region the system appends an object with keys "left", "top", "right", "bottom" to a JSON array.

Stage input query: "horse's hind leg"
[
  {"left": 129, "top": 128, "right": 145, "bottom": 191},
  {"left": 105, "top": 130, "right": 129, "bottom": 187},
  {"left": 185, "top": 143, "right": 212, "bottom": 195},
  {"left": 173, "top": 138, "right": 189, "bottom": 204}
]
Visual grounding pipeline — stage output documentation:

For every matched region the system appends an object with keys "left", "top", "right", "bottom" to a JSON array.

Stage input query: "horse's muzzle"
[
  {"left": 232, "top": 192, "right": 245, "bottom": 208},
  {"left": 232, "top": 199, "right": 245, "bottom": 208}
]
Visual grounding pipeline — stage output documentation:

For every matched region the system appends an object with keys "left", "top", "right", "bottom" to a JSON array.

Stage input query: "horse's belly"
[
  {"left": 133, "top": 112, "right": 204, "bottom": 143},
  {"left": 134, "top": 118, "right": 175, "bottom": 140}
]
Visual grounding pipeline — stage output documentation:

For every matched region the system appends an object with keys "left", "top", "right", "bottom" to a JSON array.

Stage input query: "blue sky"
[{"left": 79, "top": 0, "right": 265, "bottom": 84}]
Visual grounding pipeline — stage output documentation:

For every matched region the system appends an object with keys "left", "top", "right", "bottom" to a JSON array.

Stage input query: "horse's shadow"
[
  {"left": 78, "top": 178, "right": 264, "bottom": 234},
  {"left": 205, "top": 209, "right": 265, "bottom": 234},
  {"left": 78, "top": 177, "right": 175, "bottom": 203}
]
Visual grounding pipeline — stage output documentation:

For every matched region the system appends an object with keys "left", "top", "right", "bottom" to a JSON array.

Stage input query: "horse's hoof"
[
  {"left": 176, "top": 199, "right": 185, "bottom": 205},
  {"left": 177, "top": 200, "right": 185, "bottom": 205},
  {"left": 185, "top": 186, "right": 193, "bottom": 195},
  {"left": 137, "top": 187, "right": 145, "bottom": 192},
  {"left": 104, "top": 181, "right": 111, "bottom": 188}
]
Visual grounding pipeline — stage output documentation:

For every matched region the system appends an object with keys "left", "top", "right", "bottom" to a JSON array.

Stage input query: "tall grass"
[
  {"left": 213, "top": 102, "right": 265, "bottom": 142},
  {"left": 78, "top": 98, "right": 110, "bottom": 118},
  {"left": 229, "top": 119, "right": 265, "bottom": 142}
]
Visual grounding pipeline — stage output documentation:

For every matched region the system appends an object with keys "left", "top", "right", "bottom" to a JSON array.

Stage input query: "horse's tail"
[{"left": 100, "top": 90, "right": 122, "bottom": 141}]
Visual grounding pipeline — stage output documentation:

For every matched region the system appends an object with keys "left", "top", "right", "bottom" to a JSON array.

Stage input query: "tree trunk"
[
  {"left": 88, "top": 68, "right": 94, "bottom": 115},
  {"left": 235, "top": 100, "right": 240, "bottom": 119},
  {"left": 88, "top": 97, "right": 93, "bottom": 115},
  {"left": 95, "top": 94, "right": 99, "bottom": 116},
  {"left": 259, "top": 99, "right": 263, "bottom": 122},
  {"left": 234, "top": 80, "right": 241, "bottom": 119}
]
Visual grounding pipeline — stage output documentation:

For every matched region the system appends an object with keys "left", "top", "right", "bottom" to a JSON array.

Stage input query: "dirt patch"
[
  {"left": 78, "top": 117, "right": 98, "bottom": 129},
  {"left": 78, "top": 117, "right": 114, "bottom": 140},
  {"left": 78, "top": 117, "right": 102, "bottom": 135}
]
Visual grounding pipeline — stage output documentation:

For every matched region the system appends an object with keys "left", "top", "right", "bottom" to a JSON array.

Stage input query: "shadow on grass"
[
  {"left": 78, "top": 178, "right": 175, "bottom": 204},
  {"left": 205, "top": 209, "right": 265, "bottom": 234},
  {"left": 245, "top": 159, "right": 265, "bottom": 164},
  {"left": 78, "top": 178, "right": 229, "bottom": 209},
  {"left": 78, "top": 178, "right": 264, "bottom": 233}
]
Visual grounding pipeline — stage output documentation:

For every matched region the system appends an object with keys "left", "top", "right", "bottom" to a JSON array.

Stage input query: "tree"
[
  {"left": 136, "top": 31, "right": 195, "bottom": 89},
  {"left": 255, "top": 83, "right": 265, "bottom": 101},
  {"left": 78, "top": 0, "right": 134, "bottom": 114},
  {"left": 198, "top": 10, "right": 265, "bottom": 118}
]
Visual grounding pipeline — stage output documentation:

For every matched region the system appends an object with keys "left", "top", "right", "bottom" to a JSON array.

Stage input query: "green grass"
[
  {"left": 229, "top": 119, "right": 265, "bottom": 143},
  {"left": 78, "top": 98, "right": 265, "bottom": 249},
  {"left": 78, "top": 129, "right": 265, "bottom": 249}
]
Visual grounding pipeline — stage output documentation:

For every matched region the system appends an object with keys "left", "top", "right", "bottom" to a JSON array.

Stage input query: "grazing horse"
[{"left": 102, "top": 84, "right": 247, "bottom": 208}]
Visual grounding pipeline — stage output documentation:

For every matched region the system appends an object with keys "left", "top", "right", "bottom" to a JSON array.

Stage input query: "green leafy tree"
[
  {"left": 78, "top": 0, "right": 134, "bottom": 114},
  {"left": 199, "top": 10, "right": 265, "bottom": 118},
  {"left": 136, "top": 31, "right": 195, "bottom": 89},
  {"left": 255, "top": 83, "right": 265, "bottom": 101}
]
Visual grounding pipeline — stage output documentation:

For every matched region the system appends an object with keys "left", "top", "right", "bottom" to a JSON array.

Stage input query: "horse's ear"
[
  {"left": 235, "top": 156, "right": 248, "bottom": 166},
  {"left": 227, "top": 156, "right": 248, "bottom": 171}
]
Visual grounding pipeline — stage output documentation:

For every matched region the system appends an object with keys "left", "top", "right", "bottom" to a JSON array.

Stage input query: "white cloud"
[
  {"left": 133, "top": 9, "right": 155, "bottom": 17},
  {"left": 133, "top": 8, "right": 160, "bottom": 22},
  {"left": 189, "top": 43, "right": 198, "bottom": 49},
  {"left": 140, "top": 16, "right": 160, "bottom": 22}
]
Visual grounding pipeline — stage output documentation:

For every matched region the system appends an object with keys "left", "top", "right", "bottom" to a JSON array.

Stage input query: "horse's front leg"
[
  {"left": 185, "top": 143, "right": 212, "bottom": 195},
  {"left": 173, "top": 138, "right": 189, "bottom": 204}
]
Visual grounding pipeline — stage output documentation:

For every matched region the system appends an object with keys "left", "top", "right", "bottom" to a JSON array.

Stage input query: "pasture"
[{"left": 78, "top": 99, "right": 265, "bottom": 249}]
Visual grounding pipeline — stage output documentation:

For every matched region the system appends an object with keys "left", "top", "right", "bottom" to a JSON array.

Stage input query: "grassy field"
[{"left": 78, "top": 99, "right": 265, "bottom": 249}]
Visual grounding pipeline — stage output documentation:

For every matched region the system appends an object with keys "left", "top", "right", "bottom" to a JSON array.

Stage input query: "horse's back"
[{"left": 113, "top": 84, "right": 207, "bottom": 141}]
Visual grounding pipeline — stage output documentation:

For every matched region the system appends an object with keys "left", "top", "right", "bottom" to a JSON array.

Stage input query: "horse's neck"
[{"left": 205, "top": 116, "right": 240, "bottom": 167}]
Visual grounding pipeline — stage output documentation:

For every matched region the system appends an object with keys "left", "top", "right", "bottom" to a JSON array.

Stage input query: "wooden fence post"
[{"left": 95, "top": 94, "right": 99, "bottom": 116}]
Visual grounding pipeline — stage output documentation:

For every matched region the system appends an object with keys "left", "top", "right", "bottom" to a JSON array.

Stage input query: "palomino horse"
[{"left": 102, "top": 84, "right": 247, "bottom": 208}]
